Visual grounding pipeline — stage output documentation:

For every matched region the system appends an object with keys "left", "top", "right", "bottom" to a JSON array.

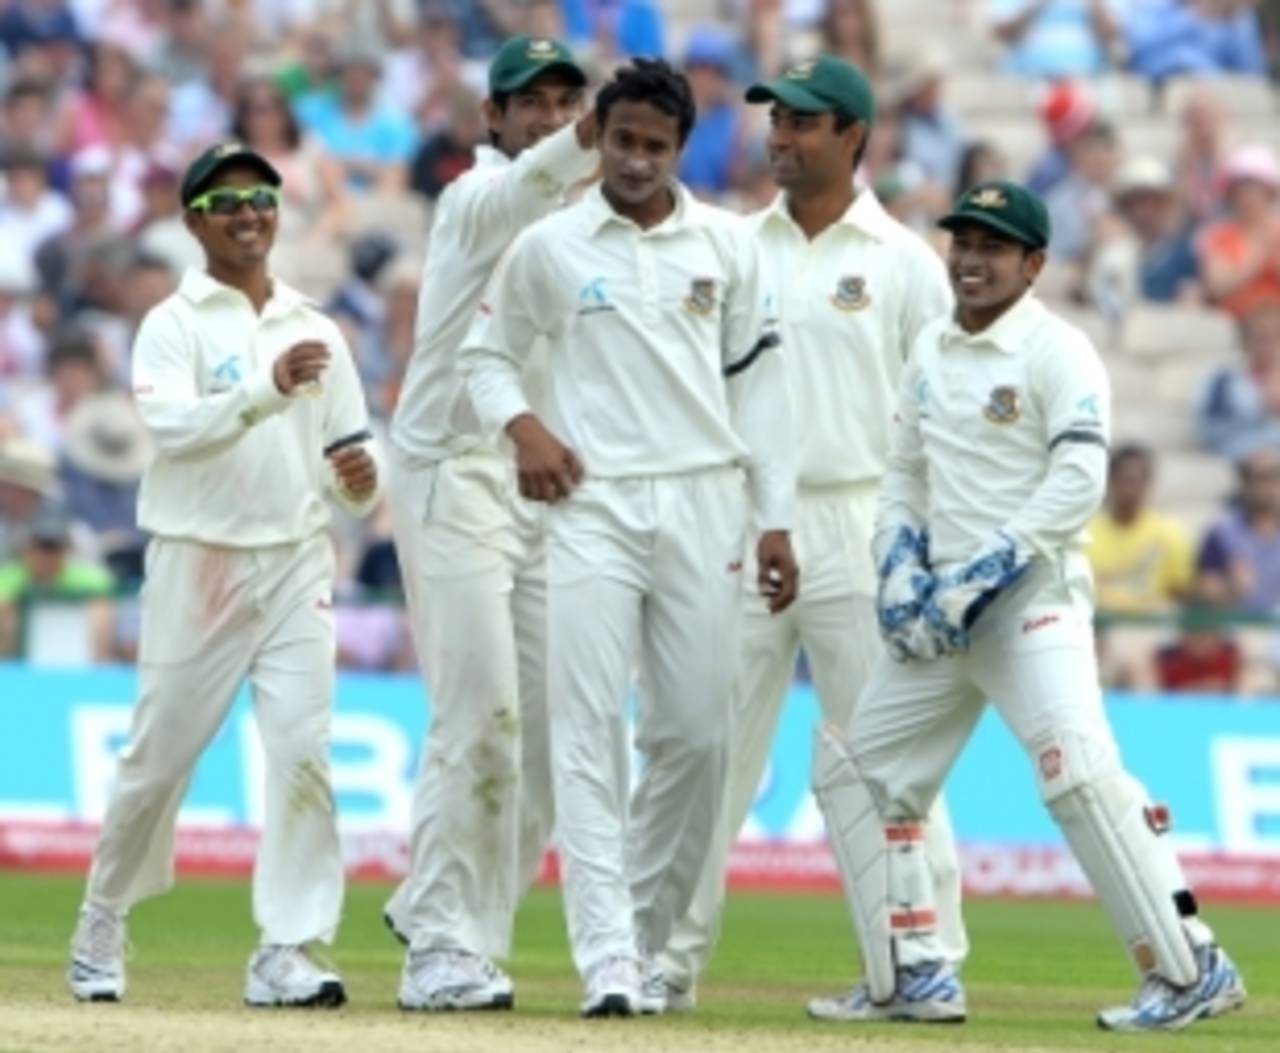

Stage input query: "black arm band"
[
  {"left": 323, "top": 429, "right": 372, "bottom": 457},
  {"left": 1048, "top": 429, "right": 1108, "bottom": 452},
  {"left": 723, "top": 331, "right": 780, "bottom": 378}
]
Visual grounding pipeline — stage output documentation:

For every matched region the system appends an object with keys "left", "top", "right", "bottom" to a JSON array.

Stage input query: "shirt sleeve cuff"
[
  {"left": 523, "top": 120, "right": 597, "bottom": 188},
  {"left": 241, "top": 364, "right": 292, "bottom": 423}
]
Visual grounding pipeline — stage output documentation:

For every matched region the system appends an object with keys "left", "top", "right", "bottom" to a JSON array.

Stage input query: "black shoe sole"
[
  {"left": 246, "top": 981, "right": 347, "bottom": 1009},
  {"left": 71, "top": 992, "right": 121, "bottom": 1004},
  {"left": 383, "top": 912, "right": 409, "bottom": 947},
  {"left": 398, "top": 993, "right": 515, "bottom": 1012},
  {"left": 582, "top": 994, "right": 635, "bottom": 1018}
]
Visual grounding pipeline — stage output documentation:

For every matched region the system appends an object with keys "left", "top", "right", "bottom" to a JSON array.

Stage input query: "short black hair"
[
  {"left": 46, "top": 329, "right": 101, "bottom": 377},
  {"left": 1109, "top": 442, "right": 1152, "bottom": 478},
  {"left": 595, "top": 57, "right": 696, "bottom": 145}
]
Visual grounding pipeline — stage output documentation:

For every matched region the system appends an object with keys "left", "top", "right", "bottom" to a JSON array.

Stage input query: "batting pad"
[
  {"left": 1049, "top": 771, "right": 1199, "bottom": 985},
  {"left": 813, "top": 724, "right": 943, "bottom": 1002}
]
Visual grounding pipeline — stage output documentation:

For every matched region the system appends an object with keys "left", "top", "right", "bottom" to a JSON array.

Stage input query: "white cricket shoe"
[
  {"left": 808, "top": 961, "right": 967, "bottom": 1023},
  {"left": 581, "top": 955, "right": 641, "bottom": 1018},
  {"left": 638, "top": 962, "right": 696, "bottom": 1015},
  {"left": 1097, "top": 944, "right": 1246, "bottom": 1032},
  {"left": 244, "top": 944, "right": 346, "bottom": 1007},
  {"left": 68, "top": 903, "right": 126, "bottom": 1002},
  {"left": 398, "top": 949, "right": 515, "bottom": 1011}
]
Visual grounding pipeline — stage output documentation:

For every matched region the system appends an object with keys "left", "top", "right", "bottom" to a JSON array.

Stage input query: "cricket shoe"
[
  {"left": 807, "top": 961, "right": 967, "bottom": 1023},
  {"left": 581, "top": 955, "right": 641, "bottom": 1018},
  {"left": 638, "top": 962, "right": 696, "bottom": 1014},
  {"left": 68, "top": 903, "right": 126, "bottom": 1002},
  {"left": 1097, "top": 944, "right": 1246, "bottom": 1032},
  {"left": 398, "top": 949, "right": 514, "bottom": 1011},
  {"left": 244, "top": 944, "right": 346, "bottom": 1007}
]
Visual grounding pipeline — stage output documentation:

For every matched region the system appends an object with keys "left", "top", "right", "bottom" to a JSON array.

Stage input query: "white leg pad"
[
  {"left": 814, "top": 724, "right": 943, "bottom": 1001},
  {"left": 1048, "top": 771, "right": 1199, "bottom": 985}
]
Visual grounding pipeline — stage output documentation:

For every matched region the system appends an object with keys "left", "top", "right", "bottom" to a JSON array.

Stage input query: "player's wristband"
[{"left": 323, "top": 429, "right": 372, "bottom": 457}]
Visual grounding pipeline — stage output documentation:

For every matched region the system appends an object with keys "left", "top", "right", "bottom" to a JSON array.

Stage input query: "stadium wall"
[{"left": 2, "top": 664, "right": 1279, "bottom": 901}]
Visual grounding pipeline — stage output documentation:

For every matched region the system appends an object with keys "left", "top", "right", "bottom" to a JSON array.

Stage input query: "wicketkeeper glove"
[
  {"left": 921, "top": 530, "right": 1031, "bottom": 653},
  {"left": 874, "top": 524, "right": 941, "bottom": 662}
]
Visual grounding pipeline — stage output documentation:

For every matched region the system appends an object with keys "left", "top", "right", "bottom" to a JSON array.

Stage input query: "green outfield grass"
[{"left": 0, "top": 871, "right": 1275, "bottom": 1053}]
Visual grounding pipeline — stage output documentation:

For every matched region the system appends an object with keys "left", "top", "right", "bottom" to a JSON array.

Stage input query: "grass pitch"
[{"left": 0, "top": 871, "right": 1275, "bottom": 1053}]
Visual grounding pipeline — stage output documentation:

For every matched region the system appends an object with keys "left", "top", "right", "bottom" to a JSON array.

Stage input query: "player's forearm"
[
  {"left": 329, "top": 438, "right": 384, "bottom": 518},
  {"left": 461, "top": 347, "right": 533, "bottom": 442},
  {"left": 728, "top": 347, "right": 795, "bottom": 530},
  {"left": 479, "top": 120, "right": 598, "bottom": 230},
  {"left": 1002, "top": 443, "right": 1107, "bottom": 559},
  {"left": 134, "top": 365, "right": 292, "bottom": 459}
]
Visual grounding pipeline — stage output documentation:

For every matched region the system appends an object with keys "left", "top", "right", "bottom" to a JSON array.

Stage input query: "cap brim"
[
  {"left": 499, "top": 60, "right": 588, "bottom": 94},
  {"left": 744, "top": 81, "right": 834, "bottom": 113},
  {"left": 184, "top": 153, "right": 282, "bottom": 206},
  {"left": 938, "top": 211, "right": 1044, "bottom": 250}
]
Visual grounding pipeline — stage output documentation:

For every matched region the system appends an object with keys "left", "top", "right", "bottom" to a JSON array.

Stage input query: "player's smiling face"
[
  {"left": 947, "top": 222, "right": 1044, "bottom": 330},
  {"left": 486, "top": 71, "right": 585, "bottom": 159},
  {"left": 599, "top": 98, "right": 682, "bottom": 208},
  {"left": 183, "top": 164, "right": 278, "bottom": 273},
  {"left": 766, "top": 104, "right": 861, "bottom": 192}
]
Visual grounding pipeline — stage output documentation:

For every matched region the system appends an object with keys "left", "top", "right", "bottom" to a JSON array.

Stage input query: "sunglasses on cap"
[{"left": 187, "top": 184, "right": 281, "bottom": 216}]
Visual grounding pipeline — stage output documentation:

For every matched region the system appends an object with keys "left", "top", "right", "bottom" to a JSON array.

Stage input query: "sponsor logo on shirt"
[
  {"left": 578, "top": 277, "right": 615, "bottom": 316},
  {"left": 683, "top": 277, "right": 718, "bottom": 315},
  {"left": 211, "top": 355, "right": 243, "bottom": 393},
  {"left": 726, "top": 559, "right": 743, "bottom": 573},
  {"left": 1075, "top": 393, "right": 1100, "bottom": 420},
  {"left": 1022, "top": 613, "right": 1060, "bottom": 634},
  {"left": 982, "top": 385, "right": 1021, "bottom": 424},
  {"left": 830, "top": 274, "right": 871, "bottom": 312}
]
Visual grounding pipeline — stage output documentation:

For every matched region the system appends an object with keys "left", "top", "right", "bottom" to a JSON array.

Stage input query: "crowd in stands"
[{"left": 2, "top": 0, "right": 1280, "bottom": 692}]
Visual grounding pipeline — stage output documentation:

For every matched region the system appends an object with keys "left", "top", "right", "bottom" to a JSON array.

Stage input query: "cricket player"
[
  {"left": 385, "top": 35, "right": 598, "bottom": 1011},
  {"left": 657, "top": 55, "right": 969, "bottom": 1017},
  {"left": 816, "top": 180, "right": 1246, "bottom": 1030},
  {"left": 461, "top": 58, "right": 798, "bottom": 1017},
  {"left": 67, "top": 141, "right": 381, "bottom": 1006}
]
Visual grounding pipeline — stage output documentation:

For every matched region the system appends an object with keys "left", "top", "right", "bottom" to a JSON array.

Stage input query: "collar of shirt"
[
  {"left": 760, "top": 188, "right": 896, "bottom": 243},
  {"left": 940, "top": 290, "right": 1046, "bottom": 355},
  {"left": 580, "top": 180, "right": 696, "bottom": 237},
  {"left": 471, "top": 143, "right": 509, "bottom": 172},
  {"left": 178, "top": 268, "right": 313, "bottom": 321}
]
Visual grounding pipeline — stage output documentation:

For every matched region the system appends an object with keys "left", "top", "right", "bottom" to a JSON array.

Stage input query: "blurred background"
[{"left": 1, "top": 0, "right": 1279, "bottom": 895}]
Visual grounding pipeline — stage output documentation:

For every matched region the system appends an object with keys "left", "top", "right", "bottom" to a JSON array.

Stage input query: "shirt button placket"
[{"left": 638, "top": 238, "right": 660, "bottom": 327}]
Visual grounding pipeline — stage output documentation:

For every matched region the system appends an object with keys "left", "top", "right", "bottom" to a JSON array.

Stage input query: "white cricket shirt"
[
  {"left": 132, "top": 269, "right": 381, "bottom": 547},
  {"left": 461, "top": 183, "right": 795, "bottom": 530},
  {"left": 753, "top": 190, "right": 951, "bottom": 487},
  {"left": 879, "top": 291, "right": 1111, "bottom": 576},
  {"left": 390, "top": 122, "right": 598, "bottom": 464}
]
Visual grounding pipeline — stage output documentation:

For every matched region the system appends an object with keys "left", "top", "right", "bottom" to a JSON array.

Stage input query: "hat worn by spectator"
[
  {"left": 70, "top": 145, "right": 113, "bottom": 181},
  {"left": 684, "top": 26, "right": 735, "bottom": 72},
  {"left": 28, "top": 499, "right": 72, "bottom": 547},
  {"left": 0, "top": 437, "right": 56, "bottom": 496},
  {"left": 1040, "top": 82, "right": 1097, "bottom": 147},
  {"left": 1219, "top": 144, "right": 1280, "bottom": 193},
  {"left": 1113, "top": 156, "right": 1173, "bottom": 199},
  {"left": 63, "top": 392, "right": 154, "bottom": 486},
  {"left": 745, "top": 54, "right": 876, "bottom": 126},
  {"left": 488, "top": 35, "right": 586, "bottom": 96},
  {"left": 939, "top": 180, "right": 1051, "bottom": 250},
  {"left": 180, "top": 140, "right": 282, "bottom": 208}
]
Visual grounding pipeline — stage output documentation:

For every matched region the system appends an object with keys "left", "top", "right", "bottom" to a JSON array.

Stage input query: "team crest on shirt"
[
  {"left": 683, "top": 277, "right": 718, "bottom": 315},
  {"left": 831, "top": 274, "right": 871, "bottom": 312},
  {"left": 983, "top": 385, "right": 1021, "bottom": 424}
]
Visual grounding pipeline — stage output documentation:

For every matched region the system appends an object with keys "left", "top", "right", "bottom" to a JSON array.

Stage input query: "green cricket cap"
[
  {"left": 939, "top": 180, "right": 1051, "bottom": 250},
  {"left": 488, "top": 35, "right": 586, "bottom": 96},
  {"left": 745, "top": 54, "right": 875, "bottom": 125},
  {"left": 180, "top": 140, "right": 281, "bottom": 207}
]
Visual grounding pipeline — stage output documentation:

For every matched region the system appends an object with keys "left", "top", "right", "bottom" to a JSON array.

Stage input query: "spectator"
[
  {"left": 230, "top": 76, "right": 352, "bottom": 240},
  {"left": 407, "top": 81, "right": 483, "bottom": 201},
  {"left": 989, "top": 0, "right": 1122, "bottom": 78},
  {"left": 1, "top": 146, "right": 72, "bottom": 260},
  {"left": 1027, "top": 79, "right": 1097, "bottom": 196},
  {"left": 16, "top": 327, "right": 104, "bottom": 453},
  {"left": 107, "top": 71, "right": 178, "bottom": 229},
  {"left": 58, "top": 389, "right": 151, "bottom": 581},
  {"left": 954, "top": 140, "right": 1009, "bottom": 198},
  {"left": 134, "top": 158, "right": 202, "bottom": 276},
  {"left": 373, "top": 252, "right": 421, "bottom": 417},
  {"left": 35, "top": 146, "right": 120, "bottom": 312},
  {"left": 819, "top": 0, "right": 881, "bottom": 77},
  {"left": 0, "top": 435, "right": 56, "bottom": 561},
  {"left": 1198, "top": 445, "right": 1280, "bottom": 613},
  {"left": 679, "top": 27, "right": 747, "bottom": 198},
  {"left": 0, "top": 251, "right": 45, "bottom": 383},
  {"left": 149, "top": 0, "right": 212, "bottom": 87},
  {"left": 1126, "top": 0, "right": 1267, "bottom": 81},
  {"left": 1174, "top": 83, "right": 1227, "bottom": 224},
  {"left": 0, "top": 0, "right": 79, "bottom": 58},
  {"left": 573, "top": 0, "right": 667, "bottom": 60},
  {"left": 1087, "top": 443, "right": 1195, "bottom": 612},
  {"left": 1197, "top": 144, "right": 1280, "bottom": 319},
  {"left": 1197, "top": 302, "right": 1280, "bottom": 459},
  {"left": 327, "top": 231, "right": 398, "bottom": 391},
  {"left": 275, "top": 22, "right": 340, "bottom": 102},
  {"left": 1154, "top": 580, "right": 1242, "bottom": 693},
  {"left": 1088, "top": 156, "right": 1201, "bottom": 310},
  {"left": 167, "top": 16, "right": 251, "bottom": 146},
  {"left": 0, "top": 498, "right": 115, "bottom": 660},
  {"left": 888, "top": 42, "right": 969, "bottom": 196},
  {"left": 54, "top": 39, "right": 138, "bottom": 156},
  {"left": 382, "top": 2, "right": 486, "bottom": 131},
  {"left": 1045, "top": 119, "right": 1118, "bottom": 262},
  {"left": 2, "top": 77, "right": 59, "bottom": 159},
  {"left": 296, "top": 40, "right": 419, "bottom": 194}
]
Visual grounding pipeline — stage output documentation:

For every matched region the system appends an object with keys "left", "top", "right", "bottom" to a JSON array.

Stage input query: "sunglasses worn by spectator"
[{"left": 188, "top": 184, "right": 281, "bottom": 216}]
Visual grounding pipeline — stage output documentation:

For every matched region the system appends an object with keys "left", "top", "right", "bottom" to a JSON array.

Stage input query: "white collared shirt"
[
  {"left": 461, "top": 183, "right": 795, "bottom": 530},
  {"left": 132, "top": 268, "right": 381, "bottom": 547},
  {"left": 390, "top": 121, "right": 598, "bottom": 464},
  {"left": 879, "top": 292, "right": 1111, "bottom": 574},
  {"left": 753, "top": 190, "right": 951, "bottom": 487}
]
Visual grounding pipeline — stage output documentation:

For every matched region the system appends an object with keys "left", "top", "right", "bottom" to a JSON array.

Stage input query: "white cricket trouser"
[
  {"left": 387, "top": 448, "right": 552, "bottom": 959},
  {"left": 85, "top": 534, "right": 342, "bottom": 946},
  {"left": 660, "top": 485, "right": 968, "bottom": 989},
  {"left": 549, "top": 469, "right": 747, "bottom": 976}
]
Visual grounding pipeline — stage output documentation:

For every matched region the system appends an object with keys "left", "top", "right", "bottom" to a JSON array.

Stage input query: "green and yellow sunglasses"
[{"left": 187, "top": 184, "right": 282, "bottom": 216}]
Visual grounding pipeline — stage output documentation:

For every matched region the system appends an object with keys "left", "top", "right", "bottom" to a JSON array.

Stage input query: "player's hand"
[
  {"left": 507, "top": 413, "right": 584, "bottom": 503},
  {"left": 274, "top": 341, "right": 330, "bottom": 395},
  {"left": 756, "top": 530, "right": 798, "bottom": 614},
  {"left": 329, "top": 445, "right": 377, "bottom": 500},
  {"left": 923, "top": 530, "right": 1030, "bottom": 652}
]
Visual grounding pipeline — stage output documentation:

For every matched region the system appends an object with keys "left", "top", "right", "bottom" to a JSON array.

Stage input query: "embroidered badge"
[
  {"left": 831, "top": 274, "right": 871, "bottom": 312},
  {"left": 527, "top": 38, "right": 556, "bottom": 58},
  {"left": 969, "top": 187, "right": 1008, "bottom": 209},
  {"left": 215, "top": 141, "right": 244, "bottom": 158},
  {"left": 683, "top": 277, "right": 717, "bottom": 315},
  {"left": 983, "top": 385, "right": 1021, "bottom": 424},
  {"left": 785, "top": 60, "right": 816, "bottom": 80}
]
